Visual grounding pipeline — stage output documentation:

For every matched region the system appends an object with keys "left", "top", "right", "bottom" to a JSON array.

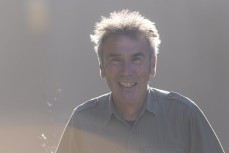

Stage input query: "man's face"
[{"left": 100, "top": 34, "right": 156, "bottom": 105}]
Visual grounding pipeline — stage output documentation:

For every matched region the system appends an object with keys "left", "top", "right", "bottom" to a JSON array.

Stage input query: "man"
[{"left": 56, "top": 10, "right": 224, "bottom": 153}]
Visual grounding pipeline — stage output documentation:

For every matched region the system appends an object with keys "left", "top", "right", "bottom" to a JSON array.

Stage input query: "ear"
[
  {"left": 99, "top": 64, "right": 105, "bottom": 78},
  {"left": 150, "top": 55, "right": 157, "bottom": 77}
]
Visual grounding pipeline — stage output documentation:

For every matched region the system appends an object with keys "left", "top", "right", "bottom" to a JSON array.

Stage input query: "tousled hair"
[{"left": 90, "top": 9, "right": 161, "bottom": 65}]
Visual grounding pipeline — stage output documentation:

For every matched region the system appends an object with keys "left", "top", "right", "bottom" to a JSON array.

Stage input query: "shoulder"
[
  {"left": 73, "top": 92, "right": 110, "bottom": 114},
  {"left": 151, "top": 87, "right": 197, "bottom": 109}
]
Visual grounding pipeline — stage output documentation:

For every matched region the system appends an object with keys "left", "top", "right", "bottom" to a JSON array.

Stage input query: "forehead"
[{"left": 102, "top": 34, "right": 151, "bottom": 56}]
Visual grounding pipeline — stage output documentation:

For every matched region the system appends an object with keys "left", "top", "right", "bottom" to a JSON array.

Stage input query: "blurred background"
[{"left": 0, "top": 0, "right": 228, "bottom": 153}]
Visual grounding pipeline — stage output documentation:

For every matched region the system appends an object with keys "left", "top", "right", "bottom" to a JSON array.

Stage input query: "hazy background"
[{"left": 0, "top": 0, "right": 228, "bottom": 153}]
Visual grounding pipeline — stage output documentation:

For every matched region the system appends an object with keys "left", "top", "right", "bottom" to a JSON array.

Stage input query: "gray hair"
[{"left": 90, "top": 9, "right": 161, "bottom": 65}]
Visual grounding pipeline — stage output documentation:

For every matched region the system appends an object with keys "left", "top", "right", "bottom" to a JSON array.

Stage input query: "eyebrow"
[
  {"left": 132, "top": 52, "right": 145, "bottom": 58},
  {"left": 108, "top": 52, "right": 145, "bottom": 58},
  {"left": 107, "top": 53, "right": 121, "bottom": 58}
]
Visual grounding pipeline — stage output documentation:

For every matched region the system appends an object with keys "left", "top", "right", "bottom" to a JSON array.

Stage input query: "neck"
[{"left": 112, "top": 95, "right": 146, "bottom": 121}]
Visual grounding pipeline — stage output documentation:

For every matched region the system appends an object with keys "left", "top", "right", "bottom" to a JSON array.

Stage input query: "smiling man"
[
  {"left": 100, "top": 33, "right": 155, "bottom": 122},
  {"left": 56, "top": 10, "right": 224, "bottom": 153}
]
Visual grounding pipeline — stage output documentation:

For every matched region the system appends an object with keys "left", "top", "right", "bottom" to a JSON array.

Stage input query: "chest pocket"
[{"left": 144, "top": 144, "right": 185, "bottom": 153}]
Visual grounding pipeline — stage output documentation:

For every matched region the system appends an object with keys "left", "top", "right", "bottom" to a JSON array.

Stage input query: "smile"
[{"left": 118, "top": 82, "right": 137, "bottom": 88}]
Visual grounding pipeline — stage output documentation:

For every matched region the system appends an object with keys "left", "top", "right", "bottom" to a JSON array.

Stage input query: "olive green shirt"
[{"left": 56, "top": 87, "right": 224, "bottom": 153}]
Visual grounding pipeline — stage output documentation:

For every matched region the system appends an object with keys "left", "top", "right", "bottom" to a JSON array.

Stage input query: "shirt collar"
[
  {"left": 104, "top": 87, "right": 159, "bottom": 125},
  {"left": 103, "top": 93, "right": 114, "bottom": 125},
  {"left": 145, "top": 87, "right": 159, "bottom": 115}
]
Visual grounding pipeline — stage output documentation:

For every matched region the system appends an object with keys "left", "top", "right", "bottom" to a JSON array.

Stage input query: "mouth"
[{"left": 118, "top": 82, "right": 137, "bottom": 88}]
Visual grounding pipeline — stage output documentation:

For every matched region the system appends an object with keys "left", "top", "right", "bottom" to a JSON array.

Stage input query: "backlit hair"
[{"left": 90, "top": 9, "right": 161, "bottom": 65}]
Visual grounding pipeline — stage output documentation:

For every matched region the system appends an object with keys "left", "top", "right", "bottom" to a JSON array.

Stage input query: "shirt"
[{"left": 56, "top": 87, "right": 224, "bottom": 153}]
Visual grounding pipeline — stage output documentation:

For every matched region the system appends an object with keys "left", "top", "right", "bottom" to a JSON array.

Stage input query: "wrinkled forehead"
[
  {"left": 101, "top": 33, "right": 153, "bottom": 60},
  {"left": 103, "top": 30, "right": 146, "bottom": 42},
  {"left": 98, "top": 30, "right": 154, "bottom": 65},
  {"left": 101, "top": 30, "right": 151, "bottom": 49}
]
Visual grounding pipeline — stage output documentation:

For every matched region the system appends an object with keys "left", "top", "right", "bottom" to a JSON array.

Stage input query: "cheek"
[
  {"left": 138, "top": 63, "right": 151, "bottom": 74},
  {"left": 104, "top": 66, "right": 118, "bottom": 81},
  {"left": 138, "top": 67, "right": 152, "bottom": 82},
  {"left": 105, "top": 64, "right": 120, "bottom": 74}
]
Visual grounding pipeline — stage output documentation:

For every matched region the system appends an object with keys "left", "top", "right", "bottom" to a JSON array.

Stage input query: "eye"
[
  {"left": 110, "top": 57, "right": 121, "bottom": 64},
  {"left": 132, "top": 57, "right": 142, "bottom": 64}
]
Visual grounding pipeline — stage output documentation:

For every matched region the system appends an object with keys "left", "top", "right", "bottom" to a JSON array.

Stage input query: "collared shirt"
[{"left": 56, "top": 87, "right": 224, "bottom": 153}]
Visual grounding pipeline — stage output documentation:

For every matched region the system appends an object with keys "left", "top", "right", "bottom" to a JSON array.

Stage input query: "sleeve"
[
  {"left": 184, "top": 104, "right": 225, "bottom": 153},
  {"left": 55, "top": 111, "right": 87, "bottom": 153}
]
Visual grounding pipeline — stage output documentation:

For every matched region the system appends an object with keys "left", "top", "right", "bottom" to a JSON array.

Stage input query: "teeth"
[{"left": 119, "top": 82, "right": 136, "bottom": 88}]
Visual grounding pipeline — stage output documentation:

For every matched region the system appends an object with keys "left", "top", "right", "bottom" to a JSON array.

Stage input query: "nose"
[{"left": 120, "top": 61, "right": 132, "bottom": 76}]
